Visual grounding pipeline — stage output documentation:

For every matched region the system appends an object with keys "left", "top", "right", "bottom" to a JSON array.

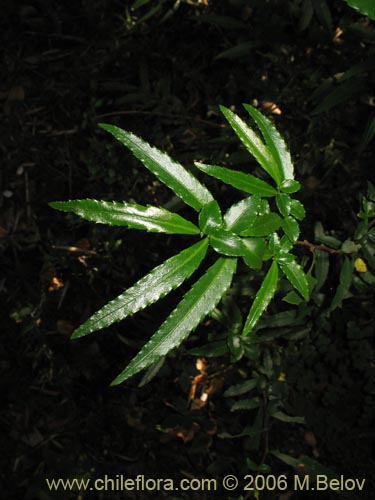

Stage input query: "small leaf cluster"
[
  {"left": 311, "top": 183, "right": 375, "bottom": 312},
  {"left": 50, "top": 104, "right": 309, "bottom": 385}
]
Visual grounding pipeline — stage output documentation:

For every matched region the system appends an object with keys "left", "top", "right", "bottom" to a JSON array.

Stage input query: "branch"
[{"left": 296, "top": 239, "right": 342, "bottom": 255}]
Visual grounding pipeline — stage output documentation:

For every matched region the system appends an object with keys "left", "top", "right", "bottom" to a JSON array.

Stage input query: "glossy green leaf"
[
  {"left": 243, "top": 104, "right": 294, "bottom": 183},
  {"left": 50, "top": 199, "right": 200, "bottom": 235},
  {"left": 210, "top": 228, "right": 244, "bottom": 256},
  {"left": 290, "top": 199, "right": 306, "bottom": 220},
  {"left": 219, "top": 105, "right": 279, "bottom": 183},
  {"left": 99, "top": 123, "right": 213, "bottom": 211},
  {"left": 313, "top": 0, "right": 332, "bottom": 31},
  {"left": 241, "top": 237, "right": 266, "bottom": 269},
  {"left": 276, "top": 193, "right": 292, "bottom": 217},
  {"left": 311, "top": 79, "right": 364, "bottom": 115},
  {"left": 281, "top": 216, "right": 300, "bottom": 243},
  {"left": 71, "top": 239, "right": 209, "bottom": 339},
  {"left": 330, "top": 256, "right": 354, "bottom": 311},
  {"left": 242, "top": 261, "right": 279, "bottom": 336},
  {"left": 195, "top": 162, "right": 277, "bottom": 197},
  {"left": 343, "top": 0, "right": 375, "bottom": 20},
  {"left": 279, "top": 259, "right": 309, "bottom": 300},
  {"left": 240, "top": 213, "right": 282, "bottom": 237},
  {"left": 111, "top": 257, "right": 237, "bottom": 384},
  {"left": 259, "top": 199, "right": 270, "bottom": 215},
  {"left": 188, "top": 340, "right": 228, "bottom": 358},
  {"left": 275, "top": 253, "right": 294, "bottom": 265},
  {"left": 224, "top": 195, "right": 261, "bottom": 233},
  {"left": 280, "top": 179, "right": 301, "bottom": 193},
  {"left": 199, "top": 200, "right": 222, "bottom": 234}
]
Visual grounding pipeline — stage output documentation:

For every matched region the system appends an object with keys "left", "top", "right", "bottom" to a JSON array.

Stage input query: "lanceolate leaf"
[
  {"left": 330, "top": 256, "right": 354, "bottom": 311},
  {"left": 279, "top": 259, "right": 309, "bottom": 300},
  {"left": 242, "top": 261, "right": 279, "bottom": 336},
  {"left": 71, "top": 239, "right": 209, "bottom": 339},
  {"left": 199, "top": 200, "right": 222, "bottom": 234},
  {"left": 50, "top": 200, "right": 200, "bottom": 235},
  {"left": 111, "top": 257, "right": 237, "bottom": 384},
  {"left": 343, "top": 0, "right": 375, "bottom": 20},
  {"left": 276, "top": 193, "right": 292, "bottom": 217},
  {"left": 290, "top": 199, "right": 306, "bottom": 220},
  {"left": 209, "top": 228, "right": 244, "bottom": 256},
  {"left": 281, "top": 216, "right": 300, "bottom": 243},
  {"left": 240, "top": 213, "right": 282, "bottom": 237},
  {"left": 224, "top": 195, "right": 261, "bottom": 233},
  {"left": 99, "top": 124, "right": 213, "bottom": 211},
  {"left": 241, "top": 238, "right": 266, "bottom": 269},
  {"left": 243, "top": 104, "right": 294, "bottom": 183},
  {"left": 219, "top": 106, "right": 278, "bottom": 183},
  {"left": 195, "top": 162, "right": 277, "bottom": 197}
]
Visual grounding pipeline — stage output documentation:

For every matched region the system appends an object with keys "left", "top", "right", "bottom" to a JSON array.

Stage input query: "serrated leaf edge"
[
  {"left": 72, "top": 239, "right": 209, "bottom": 338},
  {"left": 111, "top": 257, "right": 237, "bottom": 384}
]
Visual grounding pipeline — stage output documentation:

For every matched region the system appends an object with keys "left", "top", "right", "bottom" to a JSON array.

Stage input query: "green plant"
[
  {"left": 343, "top": 0, "right": 375, "bottom": 20},
  {"left": 125, "top": 0, "right": 207, "bottom": 29},
  {"left": 50, "top": 104, "right": 309, "bottom": 386},
  {"left": 309, "top": 0, "right": 375, "bottom": 150}
]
